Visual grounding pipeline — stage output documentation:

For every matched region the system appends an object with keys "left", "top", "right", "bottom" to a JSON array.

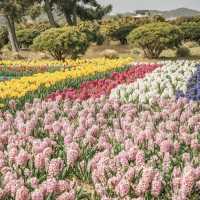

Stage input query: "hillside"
[
  {"left": 150, "top": 8, "right": 200, "bottom": 19},
  {"left": 121, "top": 8, "right": 200, "bottom": 19}
]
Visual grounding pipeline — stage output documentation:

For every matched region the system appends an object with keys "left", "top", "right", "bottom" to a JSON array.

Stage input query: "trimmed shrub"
[
  {"left": 180, "top": 22, "right": 200, "bottom": 44},
  {"left": 32, "top": 27, "right": 89, "bottom": 60},
  {"left": 76, "top": 21, "right": 104, "bottom": 45},
  {"left": 59, "top": 28, "right": 89, "bottom": 59},
  {"left": 172, "top": 16, "right": 200, "bottom": 25},
  {"left": 172, "top": 16, "right": 192, "bottom": 25},
  {"left": 32, "top": 28, "right": 66, "bottom": 60},
  {"left": 176, "top": 46, "right": 191, "bottom": 58},
  {"left": 16, "top": 28, "right": 40, "bottom": 48},
  {"left": 128, "top": 22, "right": 183, "bottom": 59},
  {"left": 100, "top": 16, "right": 137, "bottom": 44}
]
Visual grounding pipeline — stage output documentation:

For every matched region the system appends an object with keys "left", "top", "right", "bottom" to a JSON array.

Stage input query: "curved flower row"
[
  {"left": 0, "top": 58, "right": 132, "bottom": 73},
  {"left": 110, "top": 60, "right": 198, "bottom": 104},
  {"left": 0, "top": 60, "right": 68, "bottom": 68},
  {"left": 47, "top": 63, "right": 160, "bottom": 101},
  {"left": 177, "top": 64, "right": 200, "bottom": 101},
  {"left": 0, "top": 95, "right": 199, "bottom": 200},
  {"left": 0, "top": 58, "right": 132, "bottom": 106},
  {"left": 0, "top": 65, "right": 64, "bottom": 78},
  {"left": 0, "top": 58, "right": 111, "bottom": 69}
]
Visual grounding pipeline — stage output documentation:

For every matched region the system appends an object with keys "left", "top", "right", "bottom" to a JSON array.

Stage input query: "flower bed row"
[
  {"left": 0, "top": 59, "right": 200, "bottom": 200},
  {"left": 0, "top": 65, "right": 64, "bottom": 78},
  {"left": 0, "top": 58, "right": 131, "bottom": 80},
  {"left": 0, "top": 57, "right": 132, "bottom": 108},
  {"left": 0, "top": 59, "right": 89, "bottom": 70},
  {"left": 0, "top": 95, "right": 199, "bottom": 200},
  {"left": 47, "top": 63, "right": 161, "bottom": 101},
  {"left": 176, "top": 64, "right": 200, "bottom": 101},
  {"left": 0, "top": 58, "right": 131, "bottom": 74},
  {"left": 110, "top": 60, "right": 198, "bottom": 104}
]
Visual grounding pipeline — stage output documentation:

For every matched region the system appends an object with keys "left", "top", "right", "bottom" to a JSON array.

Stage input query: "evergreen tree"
[
  {"left": 55, "top": 0, "right": 112, "bottom": 25},
  {"left": 33, "top": 0, "right": 59, "bottom": 27},
  {"left": 43, "top": 0, "right": 59, "bottom": 27},
  {"left": 0, "top": 0, "right": 34, "bottom": 51}
]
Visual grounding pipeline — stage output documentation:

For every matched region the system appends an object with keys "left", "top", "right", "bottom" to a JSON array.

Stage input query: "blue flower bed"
[{"left": 176, "top": 64, "right": 200, "bottom": 101}]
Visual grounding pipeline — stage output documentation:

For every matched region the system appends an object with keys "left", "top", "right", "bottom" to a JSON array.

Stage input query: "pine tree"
[
  {"left": 0, "top": 0, "right": 34, "bottom": 51},
  {"left": 55, "top": 0, "right": 112, "bottom": 25},
  {"left": 42, "top": 0, "right": 59, "bottom": 27}
]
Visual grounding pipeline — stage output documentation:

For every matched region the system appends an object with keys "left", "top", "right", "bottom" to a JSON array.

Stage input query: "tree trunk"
[
  {"left": 44, "top": 0, "right": 59, "bottom": 27},
  {"left": 64, "top": 11, "right": 73, "bottom": 25},
  {"left": 63, "top": 1, "right": 77, "bottom": 26},
  {"left": 72, "top": 1, "right": 77, "bottom": 25},
  {"left": 4, "top": 15, "right": 19, "bottom": 52},
  {"left": 72, "top": 11, "right": 77, "bottom": 25}
]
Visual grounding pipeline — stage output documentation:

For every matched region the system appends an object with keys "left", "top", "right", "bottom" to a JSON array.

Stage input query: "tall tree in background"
[
  {"left": 32, "top": 0, "right": 58, "bottom": 27},
  {"left": 0, "top": 0, "right": 34, "bottom": 51},
  {"left": 43, "top": 0, "right": 59, "bottom": 27},
  {"left": 77, "top": 0, "right": 112, "bottom": 21},
  {"left": 55, "top": 0, "right": 112, "bottom": 25}
]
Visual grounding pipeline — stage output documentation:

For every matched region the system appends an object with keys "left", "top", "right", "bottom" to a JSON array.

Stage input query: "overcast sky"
[{"left": 98, "top": 0, "right": 200, "bottom": 13}]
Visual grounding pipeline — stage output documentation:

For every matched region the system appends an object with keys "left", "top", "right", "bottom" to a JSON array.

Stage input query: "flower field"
[
  {"left": 0, "top": 58, "right": 132, "bottom": 108},
  {"left": 0, "top": 59, "right": 200, "bottom": 200}
]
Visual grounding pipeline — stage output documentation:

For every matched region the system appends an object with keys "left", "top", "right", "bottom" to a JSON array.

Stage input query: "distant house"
[
  {"left": 134, "top": 10, "right": 151, "bottom": 18},
  {"left": 166, "top": 16, "right": 178, "bottom": 21}
]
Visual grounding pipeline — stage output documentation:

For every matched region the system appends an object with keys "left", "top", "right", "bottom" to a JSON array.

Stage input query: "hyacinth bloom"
[
  {"left": 0, "top": 95, "right": 199, "bottom": 199},
  {"left": 110, "top": 60, "right": 198, "bottom": 104},
  {"left": 15, "top": 186, "right": 30, "bottom": 200},
  {"left": 176, "top": 64, "right": 200, "bottom": 101},
  {"left": 0, "top": 60, "right": 199, "bottom": 199}
]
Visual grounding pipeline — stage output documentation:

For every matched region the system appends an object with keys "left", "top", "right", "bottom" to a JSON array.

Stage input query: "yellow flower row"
[
  {"left": 0, "top": 58, "right": 126, "bottom": 68},
  {"left": 0, "top": 58, "right": 132, "bottom": 101}
]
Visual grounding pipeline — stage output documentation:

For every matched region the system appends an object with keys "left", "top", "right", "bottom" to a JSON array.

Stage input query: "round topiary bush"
[
  {"left": 76, "top": 21, "right": 104, "bottom": 45},
  {"left": 128, "top": 22, "right": 183, "bottom": 59},
  {"left": 16, "top": 28, "right": 40, "bottom": 48},
  {"left": 172, "top": 16, "right": 200, "bottom": 25},
  {"left": 176, "top": 46, "right": 191, "bottom": 58},
  {"left": 100, "top": 16, "right": 137, "bottom": 45},
  {"left": 32, "top": 27, "right": 89, "bottom": 60},
  {"left": 59, "top": 27, "right": 90, "bottom": 59},
  {"left": 180, "top": 22, "right": 200, "bottom": 44}
]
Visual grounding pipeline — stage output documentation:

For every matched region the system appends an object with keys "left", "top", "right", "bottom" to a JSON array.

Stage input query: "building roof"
[{"left": 135, "top": 10, "right": 150, "bottom": 14}]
